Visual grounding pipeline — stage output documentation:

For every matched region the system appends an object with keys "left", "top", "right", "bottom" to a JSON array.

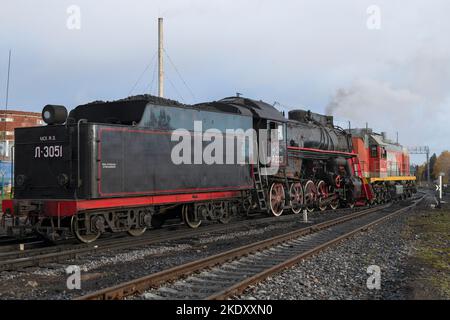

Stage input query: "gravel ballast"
[{"left": 240, "top": 196, "right": 439, "bottom": 300}]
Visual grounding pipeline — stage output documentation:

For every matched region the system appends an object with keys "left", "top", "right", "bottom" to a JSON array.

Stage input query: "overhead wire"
[
  {"left": 146, "top": 58, "right": 159, "bottom": 95},
  {"left": 163, "top": 48, "right": 196, "bottom": 101},
  {"left": 166, "top": 72, "right": 185, "bottom": 103},
  {"left": 128, "top": 51, "right": 158, "bottom": 96}
]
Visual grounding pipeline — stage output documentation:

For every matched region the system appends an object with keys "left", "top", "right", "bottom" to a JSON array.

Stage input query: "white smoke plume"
[{"left": 326, "top": 47, "right": 450, "bottom": 150}]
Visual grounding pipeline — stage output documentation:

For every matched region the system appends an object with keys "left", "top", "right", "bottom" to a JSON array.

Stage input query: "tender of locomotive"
[
  {"left": 4, "top": 96, "right": 256, "bottom": 242},
  {"left": 1, "top": 95, "right": 414, "bottom": 243}
]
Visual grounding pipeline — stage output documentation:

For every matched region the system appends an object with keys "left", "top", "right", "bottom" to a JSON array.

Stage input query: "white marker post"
[
  {"left": 439, "top": 172, "right": 445, "bottom": 200},
  {"left": 435, "top": 172, "right": 445, "bottom": 208}
]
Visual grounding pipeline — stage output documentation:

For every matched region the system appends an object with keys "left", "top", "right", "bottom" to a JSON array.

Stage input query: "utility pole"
[
  {"left": 158, "top": 17, "right": 164, "bottom": 98},
  {"left": 3, "top": 50, "right": 12, "bottom": 160},
  {"left": 5, "top": 50, "right": 11, "bottom": 109}
]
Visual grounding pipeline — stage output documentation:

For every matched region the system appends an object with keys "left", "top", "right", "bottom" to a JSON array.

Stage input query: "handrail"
[{"left": 77, "top": 119, "right": 88, "bottom": 189}]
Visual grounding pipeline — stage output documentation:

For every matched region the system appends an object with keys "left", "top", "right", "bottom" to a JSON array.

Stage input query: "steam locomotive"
[{"left": 1, "top": 95, "right": 415, "bottom": 243}]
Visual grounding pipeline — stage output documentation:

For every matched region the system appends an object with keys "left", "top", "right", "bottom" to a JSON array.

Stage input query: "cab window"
[{"left": 370, "top": 146, "right": 378, "bottom": 158}]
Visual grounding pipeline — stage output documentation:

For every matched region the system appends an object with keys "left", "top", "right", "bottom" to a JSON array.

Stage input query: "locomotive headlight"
[
  {"left": 43, "top": 110, "right": 51, "bottom": 120},
  {"left": 42, "top": 105, "right": 68, "bottom": 125},
  {"left": 16, "top": 174, "right": 26, "bottom": 186},
  {"left": 57, "top": 173, "right": 69, "bottom": 187}
]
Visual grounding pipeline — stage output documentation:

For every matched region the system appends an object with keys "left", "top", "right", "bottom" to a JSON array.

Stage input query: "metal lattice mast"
[{"left": 408, "top": 146, "right": 430, "bottom": 185}]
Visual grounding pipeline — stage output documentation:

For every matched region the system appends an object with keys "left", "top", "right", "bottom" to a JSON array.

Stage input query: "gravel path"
[{"left": 239, "top": 198, "right": 434, "bottom": 300}]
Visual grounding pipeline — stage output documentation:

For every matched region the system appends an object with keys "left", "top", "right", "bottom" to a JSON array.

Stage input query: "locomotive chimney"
[{"left": 158, "top": 17, "right": 164, "bottom": 98}]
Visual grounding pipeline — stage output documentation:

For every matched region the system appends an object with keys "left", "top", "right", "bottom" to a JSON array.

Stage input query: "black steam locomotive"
[{"left": 2, "top": 95, "right": 369, "bottom": 243}]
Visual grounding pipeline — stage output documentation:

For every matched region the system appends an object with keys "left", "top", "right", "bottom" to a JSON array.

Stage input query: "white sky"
[{"left": 0, "top": 0, "right": 449, "bottom": 163}]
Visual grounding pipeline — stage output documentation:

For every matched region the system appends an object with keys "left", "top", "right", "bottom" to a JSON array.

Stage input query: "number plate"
[{"left": 34, "top": 145, "right": 63, "bottom": 158}]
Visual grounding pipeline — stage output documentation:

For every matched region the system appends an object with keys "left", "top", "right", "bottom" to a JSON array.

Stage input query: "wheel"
[
  {"left": 304, "top": 180, "right": 317, "bottom": 212},
  {"left": 34, "top": 218, "right": 62, "bottom": 243},
  {"left": 218, "top": 208, "right": 232, "bottom": 224},
  {"left": 317, "top": 180, "right": 329, "bottom": 212},
  {"left": 219, "top": 215, "right": 232, "bottom": 224},
  {"left": 330, "top": 187, "right": 340, "bottom": 210},
  {"left": 127, "top": 211, "right": 147, "bottom": 236},
  {"left": 182, "top": 205, "right": 202, "bottom": 228},
  {"left": 330, "top": 201, "right": 340, "bottom": 210},
  {"left": 269, "top": 182, "right": 285, "bottom": 217},
  {"left": 377, "top": 191, "right": 383, "bottom": 204},
  {"left": 127, "top": 227, "right": 147, "bottom": 237},
  {"left": 242, "top": 197, "right": 252, "bottom": 215},
  {"left": 335, "top": 175, "right": 343, "bottom": 188},
  {"left": 219, "top": 203, "right": 236, "bottom": 224},
  {"left": 71, "top": 215, "right": 101, "bottom": 243},
  {"left": 289, "top": 182, "right": 304, "bottom": 214}
]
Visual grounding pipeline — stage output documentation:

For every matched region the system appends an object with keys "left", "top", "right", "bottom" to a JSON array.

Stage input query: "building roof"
[{"left": 0, "top": 109, "right": 41, "bottom": 116}]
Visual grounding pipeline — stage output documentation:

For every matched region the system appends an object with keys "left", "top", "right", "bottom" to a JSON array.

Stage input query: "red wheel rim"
[
  {"left": 270, "top": 183, "right": 285, "bottom": 216},
  {"left": 290, "top": 182, "right": 303, "bottom": 214},
  {"left": 304, "top": 180, "right": 316, "bottom": 212},
  {"left": 317, "top": 181, "right": 329, "bottom": 211}
]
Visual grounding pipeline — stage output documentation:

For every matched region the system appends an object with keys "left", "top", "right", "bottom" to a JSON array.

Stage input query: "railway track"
[
  {"left": 0, "top": 235, "right": 39, "bottom": 246},
  {"left": 76, "top": 196, "right": 423, "bottom": 300},
  {"left": 0, "top": 205, "right": 363, "bottom": 271}
]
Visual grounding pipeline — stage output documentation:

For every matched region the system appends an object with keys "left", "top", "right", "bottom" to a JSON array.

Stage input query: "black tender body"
[{"left": 14, "top": 96, "right": 259, "bottom": 200}]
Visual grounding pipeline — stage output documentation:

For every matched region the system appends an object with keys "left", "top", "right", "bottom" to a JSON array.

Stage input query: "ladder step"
[{"left": 253, "top": 162, "right": 268, "bottom": 211}]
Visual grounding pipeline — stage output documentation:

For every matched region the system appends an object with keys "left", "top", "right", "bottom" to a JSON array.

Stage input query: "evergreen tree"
[{"left": 429, "top": 153, "right": 437, "bottom": 181}]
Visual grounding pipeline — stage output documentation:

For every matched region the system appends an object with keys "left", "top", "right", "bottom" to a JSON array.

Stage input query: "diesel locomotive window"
[{"left": 370, "top": 145, "right": 378, "bottom": 157}]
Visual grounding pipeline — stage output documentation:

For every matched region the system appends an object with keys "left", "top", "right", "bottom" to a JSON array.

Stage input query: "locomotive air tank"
[{"left": 287, "top": 110, "right": 352, "bottom": 153}]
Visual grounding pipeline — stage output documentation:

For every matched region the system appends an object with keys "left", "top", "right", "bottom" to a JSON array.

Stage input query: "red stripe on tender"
[
  {"left": 98, "top": 185, "right": 253, "bottom": 197},
  {"left": 35, "top": 190, "right": 244, "bottom": 217},
  {"left": 288, "top": 146, "right": 357, "bottom": 157}
]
